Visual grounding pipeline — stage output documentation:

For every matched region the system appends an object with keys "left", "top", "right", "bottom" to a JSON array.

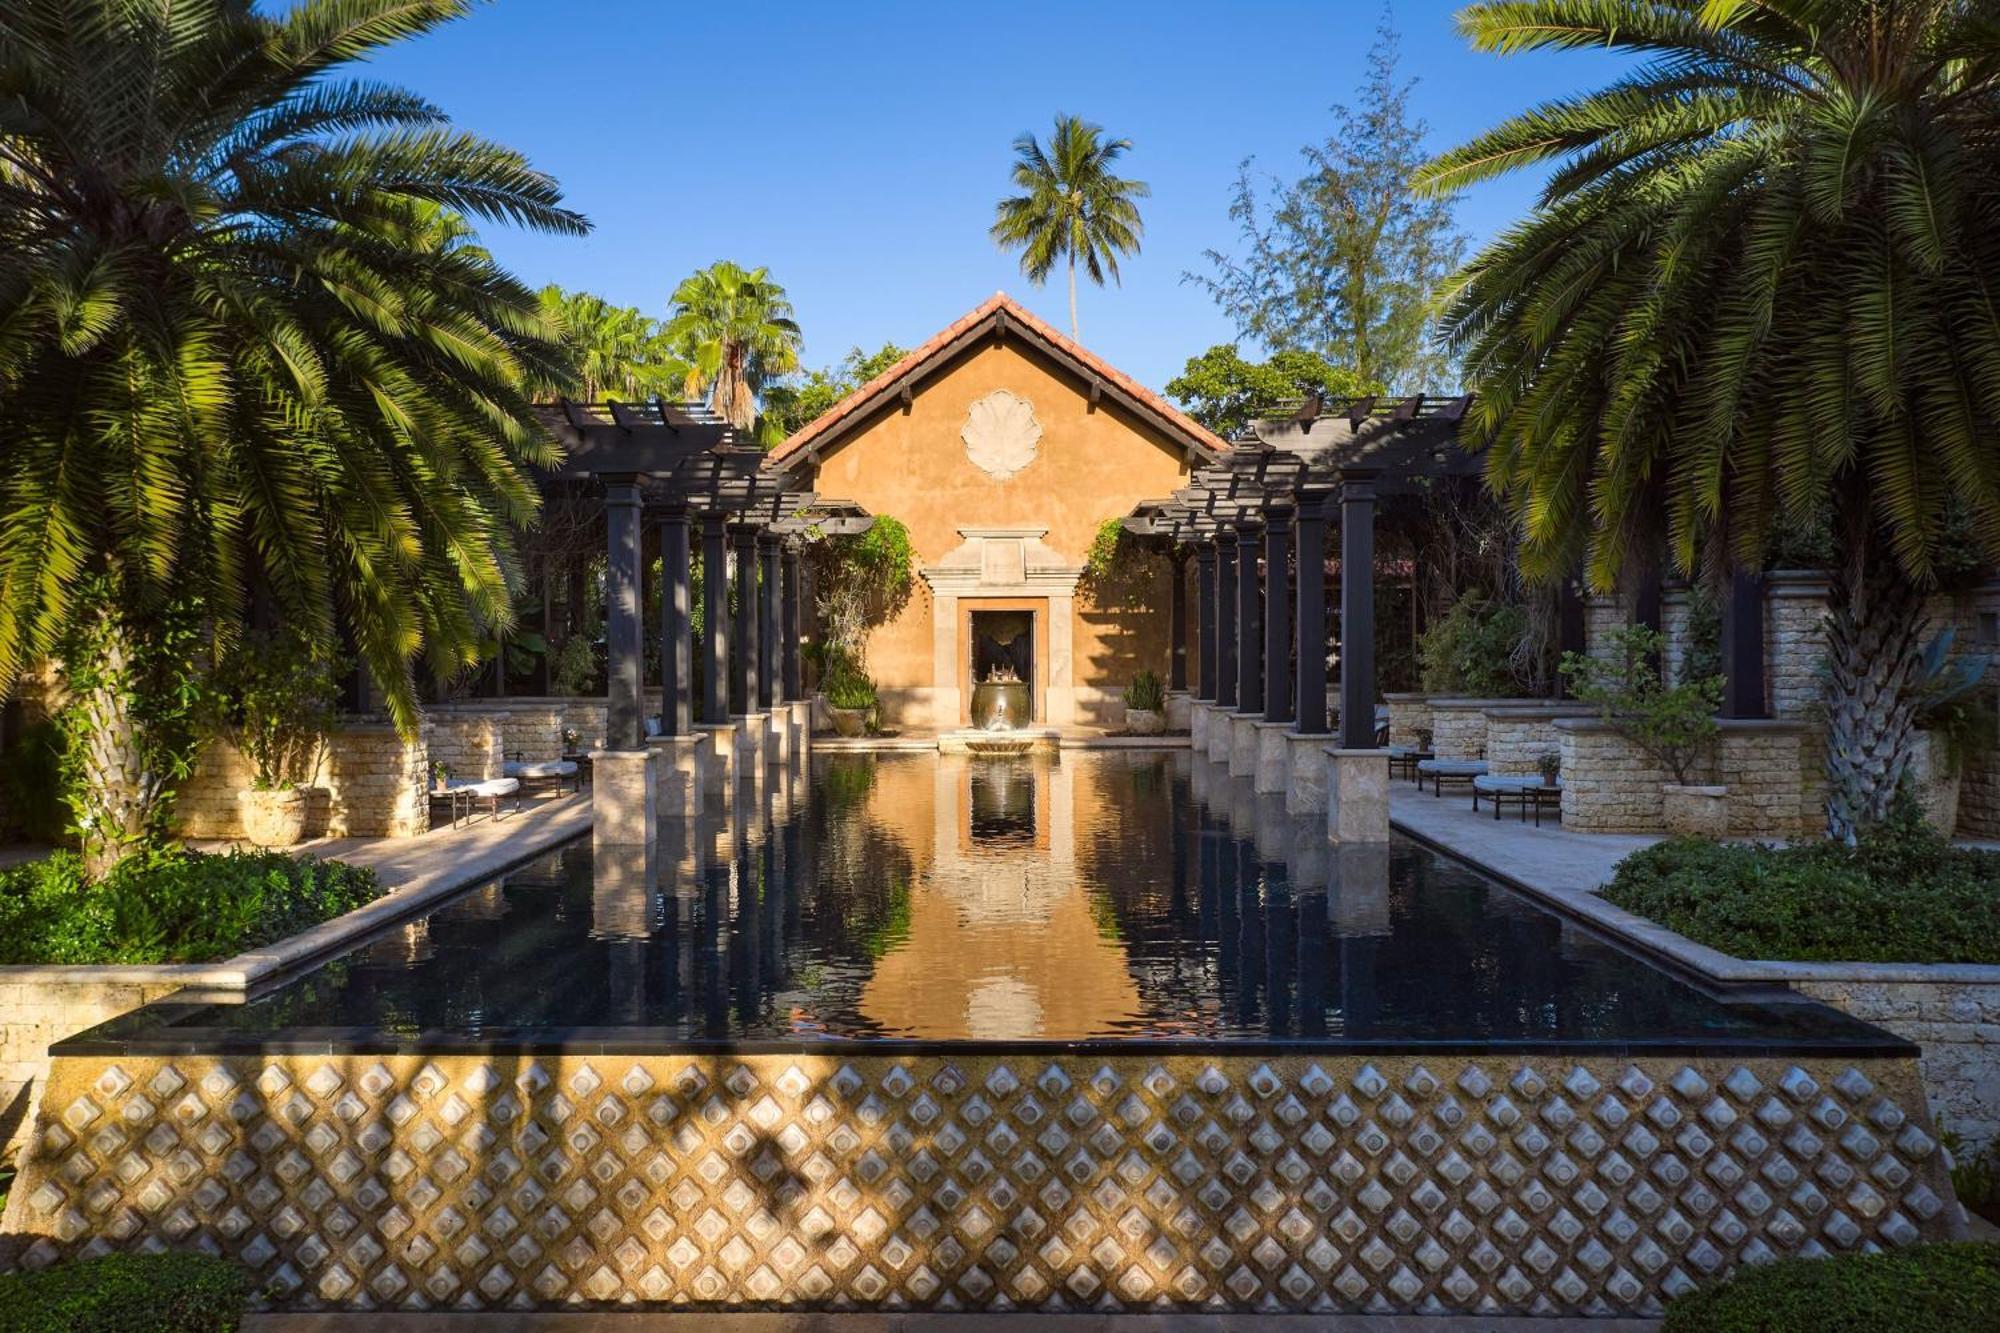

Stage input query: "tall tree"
[
  {"left": 1190, "top": 9, "right": 1464, "bottom": 390},
  {"left": 764, "top": 342, "right": 909, "bottom": 439},
  {"left": 990, "top": 115, "right": 1149, "bottom": 341},
  {"left": 538, "top": 287, "right": 685, "bottom": 401},
  {"left": 1415, "top": 0, "right": 2000, "bottom": 841},
  {"left": 664, "top": 261, "right": 802, "bottom": 434},
  {"left": 1166, "top": 345, "right": 1380, "bottom": 439},
  {"left": 0, "top": 0, "right": 584, "bottom": 875}
]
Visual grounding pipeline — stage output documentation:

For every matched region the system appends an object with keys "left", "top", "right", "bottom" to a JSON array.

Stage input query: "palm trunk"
[
  {"left": 1068, "top": 257, "right": 1079, "bottom": 342},
  {"left": 67, "top": 607, "right": 157, "bottom": 880},
  {"left": 1823, "top": 531, "right": 1929, "bottom": 843}
]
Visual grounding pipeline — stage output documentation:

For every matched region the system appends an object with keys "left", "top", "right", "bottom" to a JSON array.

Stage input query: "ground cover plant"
[
  {"left": 1661, "top": 1243, "right": 2000, "bottom": 1332},
  {"left": 0, "top": 850, "right": 378, "bottom": 965},
  {"left": 0, "top": 1253, "right": 252, "bottom": 1331},
  {"left": 1602, "top": 802, "right": 2000, "bottom": 964}
]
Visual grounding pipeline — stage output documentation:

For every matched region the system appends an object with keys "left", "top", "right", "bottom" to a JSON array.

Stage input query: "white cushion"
[
  {"left": 503, "top": 760, "right": 577, "bottom": 779},
  {"left": 448, "top": 777, "right": 520, "bottom": 797}
]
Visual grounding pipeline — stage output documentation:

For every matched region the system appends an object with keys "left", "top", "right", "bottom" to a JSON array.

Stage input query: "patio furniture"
[
  {"left": 1415, "top": 758, "right": 1487, "bottom": 797},
  {"left": 503, "top": 754, "right": 581, "bottom": 796},
  {"left": 562, "top": 752, "right": 594, "bottom": 788},
  {"left": 1388, "top": 745, "right": 1434, "bottom": 781},
  {"left": 429, "top": 777, "right": 522, "bottom": 830},
  {"left": 1472, "top": 774, "right": 1563, "bottom": 826}
]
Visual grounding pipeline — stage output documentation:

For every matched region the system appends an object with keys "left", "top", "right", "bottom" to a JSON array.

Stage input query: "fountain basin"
[{"left": 938, "top": 727, "right": 1058, "bottom": 756}]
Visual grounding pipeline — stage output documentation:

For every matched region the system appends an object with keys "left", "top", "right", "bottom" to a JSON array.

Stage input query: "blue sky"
[{"left": 357, "top": 1, "right": 1629, "bottom": 391}]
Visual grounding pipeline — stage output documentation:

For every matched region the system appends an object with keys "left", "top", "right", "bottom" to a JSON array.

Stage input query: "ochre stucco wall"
[{"left": 805, "top": 339, "right": 1191, "bottom": 726}]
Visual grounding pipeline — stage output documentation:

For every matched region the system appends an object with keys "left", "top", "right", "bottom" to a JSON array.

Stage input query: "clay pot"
[
  {"left": 1126, "top": 708, "right": 1165, "bottom": 737},
  {"left": 240, "top": 787, "right": 308, "bottom": 848},
  {"left": 828, "top": 707, "right": 868, "bottom": 738},
  {"left": 1661, "top": 783, "right": 1729, "bottom": 838}
]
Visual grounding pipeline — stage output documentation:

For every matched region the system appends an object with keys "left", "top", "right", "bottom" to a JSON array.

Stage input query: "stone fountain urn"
[
  {"left": 240, "top": 786, "right": 309, "bottom": 847},
  {"left": 971, "top": 681, "right": 1030, "bottom": 732}
]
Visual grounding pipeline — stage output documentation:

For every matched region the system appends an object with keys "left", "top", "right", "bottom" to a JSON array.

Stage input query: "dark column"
[
  {"left": 658, "top": 509, "right": 692, "bottom": 737},
  {"left": 700, "top": 520, "right": 729, "bottom": 725},
  {"left": 1216, "top": 533, "right": 1239, "bottom": 708},
  {"left": 603, "top": 475, "right": 645, "bottom": 751},
  {"left": 781, "top": 546, "right": 804, "bottom": 703},
  {"left": 1264, "top": 509, "right": 1293, "bottom": 724},
  {"left": 1294, "top": 491, "right": 1331, "bottom": 734},
  {"left": 1195, "top": 544, "right": 1217, "bottom": 701},
  {"left": 1169, "top": 549, "right": 1190, "bottom": 692},
  {"left": 757, "top": 534, "right": 781, "bottom": 708},
  {"left": 730, "top": 525, "right": 759, "bottom": 715},
  {"left": 1719, "top": 566, "right": 1768, "bottom": 718},
  {"left": 1237, "top": 521, "right": 1264, "bottom": 715},
  {"left": 1338, "top": 469, "right": 1379, "bottom": 750}
]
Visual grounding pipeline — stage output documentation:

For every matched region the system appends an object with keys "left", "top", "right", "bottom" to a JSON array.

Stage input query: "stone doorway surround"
[{"left": 919, "top": 527, "right": 1082, "bottom": 730}]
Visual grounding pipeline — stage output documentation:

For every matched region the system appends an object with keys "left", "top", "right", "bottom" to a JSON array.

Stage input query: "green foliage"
[
  {"left": 1126, "top": 670, "right": 1165, "bottom": 714},
  {"left": 1562, "top": 625, "right": 1721, "bottom": 785},
  {"left": 548, "top": 634, "right": 597, "bottom": 697},
  {"left": 1165, "top": 345, "right": 1381, "bottom": 438},
  {"left": 1603, "top": 803, "right": 2000, "bottom": 964},
  {"left": 1, "top": 716, "right": 68, "bottom": 843},
  {"left": 1912, "top": 628, "right": 1997, "bottom": 776},
  {"left": 1946, "top": 1131, "right": 2000, "bottom": 1226},
  {"left": 537, "top": 286, "right": 686, "bottom": 401},
  {"left": 1537, "top": 750, "right": 1561, "bottom": 783},
  {"left": 664, "top": 261, "right": 801, "bottom": 434},
  {"left": 1080, "top": 516, "right": 1167, "bottom": 606},
  {"left": 214, "top": 626, "right": 339, "bottom": 790},
  {"left": 764, "top": 343, "right": 908, "bottom": 439},
  {"left": 1661, "top": 1243, "right": 2000, "bottom": 1332},
  {"left": 0, "top": 1253, "right": 253, "bottom": 1332},
  {"left": 1416, "top": 597, "right": 1528, "bottom": 697},
  {"left": 1681, "top": 584, "right": 1723, "bottom": 689},
  {"left": 0, "top": 848, "right": 379, "bottom": 965},
  {"left": 809, "top": 516, "right": 915, "bottom": 664},
  {"left": 991, "top": 114, "right": 1149, "bottom": 339},
  {"left": 820, "top": 648, "right": 879, "bottom": 713},
  {"left": 1189, "top": 10, "right": 1465, "bottom": 390}
]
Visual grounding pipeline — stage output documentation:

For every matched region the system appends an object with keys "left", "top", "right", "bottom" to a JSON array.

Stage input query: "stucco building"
[{"left": 769, "top": 294, "right": 1223, "bottom": 731}]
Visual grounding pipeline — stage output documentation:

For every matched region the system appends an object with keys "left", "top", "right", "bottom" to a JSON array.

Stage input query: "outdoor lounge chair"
[
  {"left": 1471, "top": 773, "right": 1562, "bottom": 826},
  {"left": 431, "top": 776, "right": 522, "bottom": 829},
  {"left": 503, "top": 754, "right": 580, "bottom": 796},
  {"left": 1387, "top": 744, "right": 1434, "bottom": 781},
  {"left": 1414, "top": 758, "right": 1487, "bottom": 797}
]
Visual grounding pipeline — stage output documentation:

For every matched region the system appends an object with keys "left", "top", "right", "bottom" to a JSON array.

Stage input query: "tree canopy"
[
  {"left": 1165, "top": 345, "right": 1380, "bottom": 438},
  {"left": 538, "top": 287, "right": 684, "bottom": 402},
  {"left": 665, "top": 261, "right": 802, "bottom": 435},
  {"left": 991, "top": 114, "right": 1149, "bottom": 340},
  {"left": 763, "top": 342, "right": 909, "bottom": 440}
]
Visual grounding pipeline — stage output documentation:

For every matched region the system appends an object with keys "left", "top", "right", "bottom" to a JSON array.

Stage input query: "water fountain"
[{"left": 963, "top": 683, "right": 1035, "bottom": 756}]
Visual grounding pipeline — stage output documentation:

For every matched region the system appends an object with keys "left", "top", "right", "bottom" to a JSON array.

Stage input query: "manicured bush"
[
  {"left": 1126, "top": 669, "right": 1165, "bottom": 713},
  {"left": 1662, "top": 1244, "right": 2000, "bottom": 1332},
  {"left": 0, "top": 848, "right": 379, "bottom": 965},
  {"left": 1603, "top": 807, "right": 2000, "bottom": 964},
  {"left": 1416, "top": 596, "right": 1529, "bottom": 696},
  {"left": 0, "top": 1253, "right": 252, "bottom": 1331}
]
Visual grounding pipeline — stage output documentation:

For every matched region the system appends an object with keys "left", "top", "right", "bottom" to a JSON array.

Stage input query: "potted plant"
[
  {"left": 1413, "top": 725, "right": 1435, "bottom": 754},
  {"left": 1909, "top": 628, "right": 1995, "bottom": 834},
  {"left": 1562, "top": 624, "right": 1725, "bottom": 836},
  {"left": 821, "top": 650, "right": 877, "bottom": 737},
  {"left": 221, "top": 627, "right": 338, "bottom": 848},
  {"left": 1125, "top": 669, "right": 1166, "bottom": 736},
  {"left": 1538, "top": 750, "right": 1561, "bottom": 787}
]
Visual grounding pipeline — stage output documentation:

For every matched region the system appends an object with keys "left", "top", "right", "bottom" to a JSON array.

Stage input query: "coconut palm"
[
  {"left": 0, "top": 0, "right": 585, "bottom": 874},
  {"left": 538, "top": 286, "right": 686, "bottom": 402},
  {"left": 1415, "top": 0, "right": 2000, "bottom": 841},
  {"left": 991, "top": 114, "right": 1149, "bottom": 341},
  {"left": 664, "top": 261, "right": 802, "bottom": 435}
]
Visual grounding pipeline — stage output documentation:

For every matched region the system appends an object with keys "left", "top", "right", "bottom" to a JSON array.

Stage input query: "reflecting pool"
[{"left": 78, "top": 752, "right": 1899, "bottom": 1053}]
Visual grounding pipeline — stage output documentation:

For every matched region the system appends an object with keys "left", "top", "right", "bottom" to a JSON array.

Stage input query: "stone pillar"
[
  {"left": 592, "top": 747, "right": 657, "bottom": 845},
  {"left": 1721, "top": 566, "right": 1769, "bottom": 718},
  {"left": 1195, "top": 543, "right": 1217, "bottom": 702},
  {"left": 730, "top": 524, "right": 760, "bottom": 719},
  {"left": 781, "top": 546, "right": 804, "bottom": 704},
  {"left": 1237, "top": 521, "right": 1264, "bottom": 717},
  {"left": 1338, "top": 468, "right": 1380, "bottom": 750},
  {"left": 1263, "top": 509, "right": 1293, "bottom": 725},
  {"left": 1294, "top": 491, "right": 1330, "bottom": 736},
  {"left": 658, "top": 509, "right": 692, "bottom": 738},
  {"left": 1326, "top": 745, "right": 1390, "bottom": 844},
  {"left": 700, "top": 520, "right": 729, "bottom": 725},
  {"left": 1215, "top": 533, "right": 1239, "bottom": 710},
  {"left": 757, "top": 534, "right": 782, "bottom": 711},
  {"left": 602, "top": 475, "right": 645, "bottom": 752}
]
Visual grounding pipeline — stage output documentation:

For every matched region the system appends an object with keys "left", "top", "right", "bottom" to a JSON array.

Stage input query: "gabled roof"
[{"left": 766, "top": 292, "right": 1229, "bottom": 469}]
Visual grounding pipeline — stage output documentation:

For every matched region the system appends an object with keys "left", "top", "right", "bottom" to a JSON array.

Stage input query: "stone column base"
[
  {"left": 790, "top": 700, "right": 812, "bottom": 760},
  {"left": 1284, "top": 731, "right": 1331, "bottom": 814},
  {"left": 1253, "top": 721, "right": 1291, "bottom": 794},
  {"left": 693, "top": 722, "right": 737, "bottom": 797},
  {"left": 648, "top": 735, "right": 699, "bottom": 821},
  {"left": 590, "top": 748, "right": 656, "bottom": 846},
  {"left": 1229, "top": 712, "right": 1261, "bottom": 778},
  {"left": 1165, "top": 691, "right": 1193, "bottom": 732},
  {"left": 1190, "top": 701, "right": 1210, "bottom": 751},
  {"left": 767, "top": 707, "right": 795, "bottom": 766},
  {"left": 1325, "top": 746, "right": 1390, "bottom": 844},
  {"left": 734, "top": 712, "right": 769, "bottom": 766}
]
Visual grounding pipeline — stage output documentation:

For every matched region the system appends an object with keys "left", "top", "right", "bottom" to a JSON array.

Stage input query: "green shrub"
[
  {"left": 1662, "top": 1244, "right": 2000, "bottom": 1332},
  {"left": 1126, "top": 669, "right": 1165, "bottom": 713},
  {"left": 0, "top": 1253, "right": 252, "bottom": 1331},
  {"left": 819, "top": 647, "right": 878, "bottom": 712},
  {"left": 1562, "top": 623, "right": 1723, "bottom": 784},
  {"left": 0, "top": 848, "right": 379, "bottom": 965},
  {"left": 1417, "top": 597, "right": 1528, "bottom": 696},
  {"left": 1603, "top": 805, "right": 2000, "bottom": 964}
]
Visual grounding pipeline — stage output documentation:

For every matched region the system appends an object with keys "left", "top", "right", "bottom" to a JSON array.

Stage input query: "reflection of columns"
[
  {"left": 1263, "top": 509, "right": 1293, "bottom": 725},
  {"left": 1195, "top": 543, "right": 1217, "bottom": 701},
  {"left": 1720, "top": 566, "right": 1768, "bottom": 718},
  {"left": 1338, "top": 468, "right": 1379, "bottom": 751},
  {"left": 1294, "top": 491, "right": 1330, "bottom": 735},
  {"left": 700, "top": 520, "right": 729, "bottom": 725},
  {"left": 781, "top": 546, "right": 803, "bottom": 703},
  {"left": 603, "top": 474, "right": 645, "bottom": 751},
  {"left": 730, "top": 525, "right": 760, "bottom": 716},
  {"left": 1169, "top": 549, "right": 1190, "bottom": 692},
  {"left": 1237, "top": 522, "right": 1264, "bottom": 715},
  {"left": 758, "top": 534, "right": 782, "bottom": 709},
  {"left": 658, "top": 509, "right": 692, "bottom": 737},
  {"left": 1216, "top": 532, "right": 1239, "bottom": 708}
]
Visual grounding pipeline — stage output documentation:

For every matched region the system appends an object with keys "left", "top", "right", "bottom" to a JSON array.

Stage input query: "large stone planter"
[
  {"left": 1909, "top": 729, "right": 1962, "bottom": 836},
  {"left": 1125, "top": 707, "right": 1165, "bottom": 736},
  {"left": 239, "top": 787, "right": 308, "bottom": 847},
  {"left": 1661, "top": 783, "right": 1729, "bottom": 837},
  {"left": 828, "top": 707, "right": 869, "bottom": 738}
]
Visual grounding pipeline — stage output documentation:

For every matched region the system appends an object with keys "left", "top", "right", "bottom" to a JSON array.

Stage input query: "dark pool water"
[{"left": 76, "top": 752, "right": 1898, "bottom": 1053}]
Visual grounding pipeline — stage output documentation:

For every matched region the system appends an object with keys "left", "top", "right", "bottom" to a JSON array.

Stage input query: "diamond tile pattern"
[{"left": 4, "top": 1055, "right": 1956, "bottom": 1313}]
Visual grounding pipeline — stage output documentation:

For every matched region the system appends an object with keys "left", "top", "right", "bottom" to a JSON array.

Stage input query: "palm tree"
[
  {"left": 0, "top": 0, "right": 585, "bottom": 875},
  {"left": 1414, "top": 0, "right": 2000, "bottom": 841},
  {"left": 539, "top": 286, "right": 687, "bottom": 401},
  {"left": 991, "top": 115, "right": 1149, "bottom": 341},
  {"left": 664, "top": 262, "right": 802, "bottom": 435}
]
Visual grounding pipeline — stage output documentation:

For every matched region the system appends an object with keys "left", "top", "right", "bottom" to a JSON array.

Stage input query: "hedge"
[
  {"left": 0, "top": 1253, "right": 252, "bottom": 1331},
  {"left": 1663, "top": 1244, "right": 2000, "bottom": 1331}
]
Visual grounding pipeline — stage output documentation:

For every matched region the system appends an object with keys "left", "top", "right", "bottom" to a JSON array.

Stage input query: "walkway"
[{"left": 1388, "top": 784, "right": 1658, "bottom": 894}]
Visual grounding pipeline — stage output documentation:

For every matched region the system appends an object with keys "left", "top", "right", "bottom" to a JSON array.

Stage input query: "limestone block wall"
[
  {"left": 1483, "top": 708, "right": 1592, "bottom": 777},
  {"left": 1557, "top": 720, "right": 1820, "bottom": 835},
  {"left": 1764, "top": 574, "right": 1831, "bottom": 721},
  {"left": 1557, "top": 725, "right": 1664, "bottom": 832},
  {"left": 428, "top": 713, "right": 507, "bottom": 782},
  {"left": 432, "top": 699, "right": 611, "bottom": 762},
  {"left": 1383, "top": 694, "right": 1432, "bottom": 750},
  {"left": 1795, "top": 979, "right": 2000, "bottom": 1150},
  {"left": 1584, "top": 594, "right": 1629, "bottom": 661},
  {"left": 1429, "top": 700, "right": 1542, "bottom": 762},
  {"left": 0, "top": 978, "right": 185, "bottom": 1160},
  {"left": 175, "top": 722, "right": 430, "bottom": 841},
  {"left": 1661, "top": 586, "right": 1691, "bottom": 686}
]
